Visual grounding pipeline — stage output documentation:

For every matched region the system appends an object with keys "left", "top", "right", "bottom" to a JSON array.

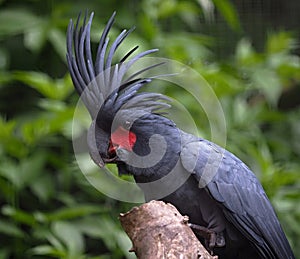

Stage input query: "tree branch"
[{"left": 119, "top": 200, "right": 218, "bottom": 258}]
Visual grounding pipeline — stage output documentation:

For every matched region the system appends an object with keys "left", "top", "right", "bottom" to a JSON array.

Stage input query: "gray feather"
[
  {"left": 180, "top": 133, "right": 294, "bottom": 259},
  {"left": 66, "top": 12, "right": 169, "bottom": 121}
]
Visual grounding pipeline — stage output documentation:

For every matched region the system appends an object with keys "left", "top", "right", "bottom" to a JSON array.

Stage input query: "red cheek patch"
[{"left": 110, "top": 126, "right": 137, "bottom": 152}]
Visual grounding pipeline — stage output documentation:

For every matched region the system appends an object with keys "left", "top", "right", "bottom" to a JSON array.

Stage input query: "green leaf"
[
  {"left": 139, "top": 14, "right": 158, "bottom": 41},
  {"left": 235, "top": 38, "right": 258, "bottom": 66},
  {"left": 212, "top": 0, "right": 241, "bottom": 31},
  {"left": 0, "top": 9, "right": 41, "bottom": 38},
  {"left": 1, "top": 206, "right": 36, "bottom": 226},
  {"left": 0, "top": 118, "right": 28, "bottom": 158},
  {"left": 0, "top": 117, "right": 16, "bottom": 139},
  {"left": 38, "top": 99, "right": 67, "bottom": 112},
  {"left": 20, "top": 107, "right": 73, "bottom": 144},
  {"left": 46, "top": 205, "right": 107, "bottom": 221},
  {"left": 75, "top": 215, "right": 131, "bottom": 255},
  {"left": 197, "top": 0, "right": 214, "bottom": 22},
  {"left": 24, "top": 20, "right": 48, "bottom": 52},
  {"left": 30, "top": 174, "right": 55, "bottom": 203},
  {"left": 48, "top": 28, "right": 67, "bottom": 62},
  {"left": 45, "top": 232, "right": 66, "bottom": 252},
  {"left": 251, "top": 68, "right": 282, "bottom": 105},
  {"left": 30, "top": 245, "right": 65, "bottom": 258},
  {"left": 0, "top": 152, "right": 45, "bottom": 190},
  {"left": 0, "top": 249, "right": 10, "bottom": 259},
  {"left": 21, "top": 116, "right": 51, "bottom": 145},
  {"left": 115, "top": 231, "right": 135, "bottom": 259},
  {"left": 52, "top": 221, "right": 84, "bottom": 257},
  {"left": 157, "top": 32, "right": 213, "bottom": 61},
  {"left": 0, "top": 218, "right": 24, "bottom": 238},
  {"left": 14, "top": 72, "right": 73, "bottom": 100},
  {"left": 266, "top": 31, "right": 297, "bottom": 54},
  {"left": 0, "top": 160, "right": 23, "bottom": 189},
  {"left": 0, "top": 48, "right": 9, "bottom": 70},
  {"left": 157, "top": 0, "right": 177, "bottom": 18},
  {"left": 0, "top": 177, "right": 15, "bottom": 202},
  {"left": 20, "top": 152, "right": 46, "bottom": 186}
]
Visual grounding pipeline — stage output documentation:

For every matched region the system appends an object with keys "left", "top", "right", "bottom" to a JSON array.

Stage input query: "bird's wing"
[{"left": 180, "top": 136, "right": 294, "bottom": 259}]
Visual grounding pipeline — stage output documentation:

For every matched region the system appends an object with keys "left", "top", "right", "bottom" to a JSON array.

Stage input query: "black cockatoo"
[{"left": 66, "top": 12, "right": 295, "bottom": 259}]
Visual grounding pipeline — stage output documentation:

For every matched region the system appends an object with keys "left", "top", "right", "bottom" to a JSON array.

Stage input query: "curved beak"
[
  {"left": 97, "top": 158, "right": 105, "bottom": 168},
  {"left": 89, "top": 151, "right": 105, "bottom": 168}
]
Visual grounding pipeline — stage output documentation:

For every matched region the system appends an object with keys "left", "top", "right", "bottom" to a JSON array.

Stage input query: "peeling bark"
[{"left": 119, "top": 200, "right": 217, "bottom": 259}]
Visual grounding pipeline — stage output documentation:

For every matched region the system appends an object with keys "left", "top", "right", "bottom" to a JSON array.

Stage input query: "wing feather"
[{"left": 180, "top": 136, "right": 295, "bottom": 259}]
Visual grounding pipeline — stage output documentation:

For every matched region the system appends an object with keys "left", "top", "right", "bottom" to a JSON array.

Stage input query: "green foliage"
[
  {"left": 212, "top": 0, "right": 241, "bottom": 31},
  {"left": 0, "top": 0, "right": 299, "bottom": 258}
]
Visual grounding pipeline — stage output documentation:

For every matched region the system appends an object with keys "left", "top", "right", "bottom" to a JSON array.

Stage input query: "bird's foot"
[{"left": 188, "top": 223, "right": 225, "bottom": 254}]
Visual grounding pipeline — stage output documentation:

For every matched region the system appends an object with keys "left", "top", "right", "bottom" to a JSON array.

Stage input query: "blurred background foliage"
[{"left": 0, "top": 0, "right": 299, "bottom": 258}]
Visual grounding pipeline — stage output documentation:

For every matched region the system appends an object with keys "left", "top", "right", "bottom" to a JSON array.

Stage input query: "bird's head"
[{"left": 67, "top": 12, "right": 178, "bottom": 171}]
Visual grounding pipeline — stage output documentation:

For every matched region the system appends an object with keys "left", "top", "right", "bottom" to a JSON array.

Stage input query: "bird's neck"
[{"left": 129, "top": 123, "right": 182, "bottom": 182}]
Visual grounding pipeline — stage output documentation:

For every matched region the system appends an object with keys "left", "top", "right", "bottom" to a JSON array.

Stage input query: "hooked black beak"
[
  {"left": 97, "top": 158, "right": 105, "bottom": 168},
  {"left": 89, "top": 152, "right": 105, "bottom": 168},
  {"left": 89, "top": 146, "right": 119, "bottom": 168}
]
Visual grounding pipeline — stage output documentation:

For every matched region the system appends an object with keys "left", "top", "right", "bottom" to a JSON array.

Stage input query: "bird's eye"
[{"left": 124, "top": 120, "right": 131, "bottom": 130}]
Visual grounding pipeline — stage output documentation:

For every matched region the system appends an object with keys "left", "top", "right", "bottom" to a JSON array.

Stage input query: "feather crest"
[{"left": 66, "top": 11, "right": 170, "bottom": 122}]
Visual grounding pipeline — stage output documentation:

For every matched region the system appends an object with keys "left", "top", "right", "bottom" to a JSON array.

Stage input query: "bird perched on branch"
[{"left": 66, "top": 11, "right": 295, "bottom": 259}]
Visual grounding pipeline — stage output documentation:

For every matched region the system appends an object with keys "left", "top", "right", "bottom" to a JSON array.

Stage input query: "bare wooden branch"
[{"left": 119, "top": 200, "right": 217, "bottom": 259}]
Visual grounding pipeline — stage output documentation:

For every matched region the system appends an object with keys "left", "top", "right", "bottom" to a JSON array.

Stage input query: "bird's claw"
[
  {"left": 188, "top": 223, "right": 225, "bottom": 254},
  {"left": 215, "top": 231, "right": 225, "bottom": 247}
]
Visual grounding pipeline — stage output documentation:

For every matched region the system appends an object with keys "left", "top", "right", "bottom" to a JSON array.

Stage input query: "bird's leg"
[
  {"left": 188, "top": 223, "right": 225, "bottom": 254},
  {"left": 188, "top": 223, "right": 215, "bottom": 252}
]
